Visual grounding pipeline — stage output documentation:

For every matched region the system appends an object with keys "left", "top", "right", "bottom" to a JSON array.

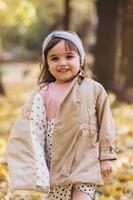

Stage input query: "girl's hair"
[{"left": 38, "top": 38, "right": 92, "bottom": 85}]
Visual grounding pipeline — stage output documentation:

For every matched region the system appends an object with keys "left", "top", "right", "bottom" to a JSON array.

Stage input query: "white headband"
[{"left": 42, "top": 31, "right": 85, "bottom": 65}]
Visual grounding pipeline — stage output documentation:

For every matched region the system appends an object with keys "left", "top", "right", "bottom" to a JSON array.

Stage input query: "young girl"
[{"left": 7, "top": 31, "right": 117, "bottom": 200}]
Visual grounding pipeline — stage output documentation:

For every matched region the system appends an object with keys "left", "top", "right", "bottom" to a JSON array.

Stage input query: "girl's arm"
[{"left": 96, "top": 84, "right": 117, "bottom": 161}]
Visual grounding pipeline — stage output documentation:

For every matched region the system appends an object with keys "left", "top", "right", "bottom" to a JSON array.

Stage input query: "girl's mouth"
[{"left": 58, "top": 69, "right": 69, "bottom": 73}]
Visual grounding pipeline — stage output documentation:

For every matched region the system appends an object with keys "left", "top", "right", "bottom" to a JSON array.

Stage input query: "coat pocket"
[
  {"left": 80, "top": 123, "right": 98, "bottom": 149},
  {"left": 73, "top": 123, "right": 98, "bottom": 166},
  {"left": 88, "top": 124, "right": 99, "bottom": 148}
]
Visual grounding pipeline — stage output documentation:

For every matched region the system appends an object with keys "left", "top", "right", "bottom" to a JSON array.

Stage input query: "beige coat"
[{"left": 7, "top": 75, "right": 117, "bottom": 193}]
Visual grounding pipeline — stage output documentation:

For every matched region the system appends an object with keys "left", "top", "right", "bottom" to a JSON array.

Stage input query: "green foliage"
[
  {"left": 0, "top": 0, "right": 64, "bottom": 54},
  {"left": 0, "top": 0, "right": 97, "bottom": 56},
  {"left": 0, "top": 0, "right": 36, "bottom": 27}
]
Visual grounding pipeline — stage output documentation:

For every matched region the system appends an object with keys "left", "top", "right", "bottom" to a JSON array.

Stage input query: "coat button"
[
  {"left": 76, "top": 101, "right": 80, "bottom": 105},
  {"left": 80, "top": 124, "right": 83, "bottom": 130}
]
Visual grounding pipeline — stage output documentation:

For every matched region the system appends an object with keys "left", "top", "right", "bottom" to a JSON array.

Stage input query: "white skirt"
[{"left": 42, "top": 119, "right": 96, "bottom": 200}]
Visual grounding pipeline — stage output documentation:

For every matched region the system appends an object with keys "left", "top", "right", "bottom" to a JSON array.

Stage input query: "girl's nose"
[{"left": 58, "top": 58, "right": 67, "bottom": 66}]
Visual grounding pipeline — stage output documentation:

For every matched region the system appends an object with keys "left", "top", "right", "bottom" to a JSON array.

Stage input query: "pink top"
[{"left": 40, "top": 82, "right": 71, "bottom": 120}]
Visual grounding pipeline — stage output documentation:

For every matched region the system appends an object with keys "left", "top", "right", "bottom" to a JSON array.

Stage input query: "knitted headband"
[{"left": 42, "top": 31, "right": 85, "bottom": 65}]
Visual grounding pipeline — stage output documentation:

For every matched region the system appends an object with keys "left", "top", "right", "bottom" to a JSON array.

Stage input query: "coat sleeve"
[
  {"left": 96, "top": 84, "right": 117, "bottom": 161},
  {"left": 7, "top": 90, "right": 50, "bottom": 193}
]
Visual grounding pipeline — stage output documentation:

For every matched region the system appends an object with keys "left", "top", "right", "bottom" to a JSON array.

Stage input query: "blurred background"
[{"left": 0, "top": 0, "right": 133, "bottom": 199}]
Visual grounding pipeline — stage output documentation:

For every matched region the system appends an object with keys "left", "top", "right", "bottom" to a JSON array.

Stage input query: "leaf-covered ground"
[{"left": 0, "top": 63, "right": 133, "bottom": 200}]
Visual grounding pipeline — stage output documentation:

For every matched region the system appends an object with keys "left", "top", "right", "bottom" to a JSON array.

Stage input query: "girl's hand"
[{"left": 100, "top": 160, "right": 112, "bottom": 177}]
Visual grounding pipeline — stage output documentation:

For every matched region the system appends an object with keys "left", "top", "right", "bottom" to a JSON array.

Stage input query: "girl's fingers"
[
  {"left": 100, "top": 161, "right": 112, "bottom": 177},
  {"left": 102, "top": 167, "right": 112, "bottom": 177},
  {"left": 108, "top": 165, "right": 112, "bottom": 175},
  {"left": 101, "top": 169, "right": 106, "bottom": 177},
  {"left": 106, "top": 169, "right": 111, "bottom": 176}
]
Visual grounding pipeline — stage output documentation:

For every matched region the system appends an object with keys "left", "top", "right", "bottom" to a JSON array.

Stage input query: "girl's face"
[{"left": 47, "top": 40, "right": 80, "bottom": 84}]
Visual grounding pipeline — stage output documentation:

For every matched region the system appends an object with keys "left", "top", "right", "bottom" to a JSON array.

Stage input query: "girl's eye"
[
  {"left": 66, "top": 55, "right": 74, "bottom": 59},
  {"left": 51, "top": 57, "right": 58, "bottom": 61}
]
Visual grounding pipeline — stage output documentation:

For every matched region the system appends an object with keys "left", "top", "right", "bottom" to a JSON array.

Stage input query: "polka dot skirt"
[{"left": 42, "top": 119, "right": 96, "bottom": 200}]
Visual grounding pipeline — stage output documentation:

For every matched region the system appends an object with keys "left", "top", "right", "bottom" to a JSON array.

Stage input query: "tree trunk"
[
  {"left": 64, "top": 0, "right": 72, "bottom": 30},
  {"left": 120, "top": 0, "right": 133, "bottom": 88},
  {"left": 94, "top": 0, "right": 118, "bottom": 91},
  {"left": 0, "top": 74, "right": 5, "bottom": 95},
  {"left": 78, "top": 19, "right": 91, "bottom": 51},
  {"left": 115, "top": 0, "right": 133, "bottom": 102}
]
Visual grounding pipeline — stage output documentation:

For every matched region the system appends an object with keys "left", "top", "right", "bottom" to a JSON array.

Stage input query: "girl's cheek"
[
  {"left": 50, "top": 60, "right": 57, "bottom": 65},
  {"left": 48, "top": 61, "right": 53, "bottom": 66}
]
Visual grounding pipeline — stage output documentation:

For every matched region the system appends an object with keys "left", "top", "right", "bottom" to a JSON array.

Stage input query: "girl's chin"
[
  {"left": 55, "top": 73, "right": 77, "bottom": 83},
  {"left": 56, "top": 77, "right": 74, "bottom": 84}
]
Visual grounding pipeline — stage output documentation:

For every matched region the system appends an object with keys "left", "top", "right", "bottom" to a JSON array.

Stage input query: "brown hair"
[{"left": 38, "top": 38, "right": 91, "bottom": 85}]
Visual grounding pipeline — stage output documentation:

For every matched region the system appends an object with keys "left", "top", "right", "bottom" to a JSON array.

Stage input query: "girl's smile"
[{"left": 47, "top": 40, "right": 80, "bottom": 84}]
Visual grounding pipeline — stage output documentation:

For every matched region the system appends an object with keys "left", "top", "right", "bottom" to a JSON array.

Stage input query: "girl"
[{"left": 7, "top": 31, "right": 117, "bottom": 200}]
